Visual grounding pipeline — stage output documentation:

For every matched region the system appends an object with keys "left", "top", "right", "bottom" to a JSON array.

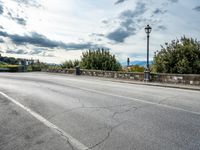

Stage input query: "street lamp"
[
  {"left": 127, "top": 58, "right": 130, "bottom": 67},
  {"left": 144, "top": 24, "right": 152, "bottom": 81}
]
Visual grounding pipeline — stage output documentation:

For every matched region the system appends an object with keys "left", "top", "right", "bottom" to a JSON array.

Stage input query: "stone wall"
[
  {"left": 151, "top": 73, "right": 200, "bottom": 85},
  {"left": 44, "top": 69, "right": 200, "bottom": 86}
]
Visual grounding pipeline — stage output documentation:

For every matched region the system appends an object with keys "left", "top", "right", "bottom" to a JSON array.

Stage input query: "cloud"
[
  {"left": 102, "top": 20, "right": 108, "bottom": 24},
  {"left": 14, "top": 17, "right": 26, "bottom": 25},
  {"left": 61, "top": 42, "right": 105, "bottom": 50},
  {"left": 106, "top": 2, "right": 146, "bottom": 43},
  {"left": 157, "top": 25, "right": 167, "bottom": 31},
  {"left": 115, "top": 0, "right": 128, "bottom": 5},
  {"left": 193, "top": 6, "right": 200, "bottom": 12},
  {"left": 0, "top": 38, "right": 4, "bottom": 43},
  {"left": 0, "top": 31, "right": 9, "bottom": 37},
  {"left": 7, "top": 12, "right": 27, "bottom": 26},
  {"left": 168, "top": 0, "right": 178, "bottom": 3},
  {"left": 11, "top": 0, "right": 41, "bottom": 8},
  {"left": 30, "top": 48, "right": 55, "bottom": 57},
  {"left": 0, "top": 3, "right": 3, "bottom": 14},
  {"left": 45, "top": 54, "right": 55, "bottom": 57},
  {"left": 30, "top": 48, "right": 43, "bottom": 55},
  {"left": 0, "top": 31, "right": 106, "bottom": 50},
  {"left": 90, "top": 33, "right": 105, "bottom": 37},
  {"left": 107, "top": 28, "right": 132, "bottom": 43},
  {"left": 120, "top": 2, "right": 146, "bottom": 19},
  {"left": 153, "top": 8, "right": 167, "bottom": 15},
  {"left": 6, "top": 49, "right": 28, "bottom": 54},
  {"left": 5, "top": 47, "right": 56, "bottom": 57}
]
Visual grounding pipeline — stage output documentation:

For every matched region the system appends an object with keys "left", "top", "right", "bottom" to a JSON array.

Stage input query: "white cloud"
[{"left": 0, "top": 0, "right": 200, "bottom": 64}]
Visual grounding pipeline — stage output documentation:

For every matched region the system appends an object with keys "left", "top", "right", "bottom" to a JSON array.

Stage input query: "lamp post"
[
  {"left": 144, "top": 24, "right": 152, "bottom": 81},
  {"left": 127, "top": 58, "right": 130, "bottom": 67}
]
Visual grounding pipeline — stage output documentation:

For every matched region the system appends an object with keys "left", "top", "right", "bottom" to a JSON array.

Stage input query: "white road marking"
[{"left": 0, "top": 91, "right": 89, "bottom": 150}]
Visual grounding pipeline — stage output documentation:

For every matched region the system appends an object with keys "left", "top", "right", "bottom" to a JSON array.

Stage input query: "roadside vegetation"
[
  {"left": 123, "top": 65, "right": 145, "bottom": 72},
  {"left": 0, "top": 55, "right": 47, "bottom": 72},
  {"left": 0, "top": 60, "right": 19, "bottom": 72},
  {"left": 0, "top": 63, "right": 19, "bottom": 72},
  {"left": 152, "top": 36, "right": 200, "bottom": 74},
  {"left": 80, "top": 49, "right": 122, "bottom": 71},
  {"left": 60, "top": 49, "right": 122, "bottom": 71},
  {"left": 61, "top": 60, "right": 80, "bottom": 69},
  {"left": 1, "top": 36, "right": 200, "bottom": 74}
]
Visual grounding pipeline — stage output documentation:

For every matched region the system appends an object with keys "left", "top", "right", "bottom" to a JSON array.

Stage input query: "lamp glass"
[
  {"left": 145, "top": 25, "right": 152, "bottom": 34},
  {"left": 149, "top": 26, "right": 152, "bottom": 33}
]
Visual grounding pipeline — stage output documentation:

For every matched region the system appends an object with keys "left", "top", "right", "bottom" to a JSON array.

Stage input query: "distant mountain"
[{"left": 121, "top": 61, "right": 153, "bottom": 67}]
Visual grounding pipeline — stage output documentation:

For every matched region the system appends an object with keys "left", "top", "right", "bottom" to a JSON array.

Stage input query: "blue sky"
[{"left": 0, "top": 0, "right": 200, "bottom": 63}]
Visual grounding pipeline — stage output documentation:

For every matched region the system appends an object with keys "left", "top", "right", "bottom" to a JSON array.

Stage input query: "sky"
[{"left": 0, "top": 0, "right": 200, "bottom": 64}]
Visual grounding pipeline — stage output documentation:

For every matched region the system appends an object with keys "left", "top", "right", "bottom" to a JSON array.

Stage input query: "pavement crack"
[
  {"left": 55, "top": 129, "right": 76, "bottom": 150},
  {"left": 112, "top": 106, "right": 138, "bottom": 118},
  {"left": 87, "top": 122, "right": 124, "bottom": 150},
  {"left": 47, "top": 102, "right": 137, "bottom": 120}
]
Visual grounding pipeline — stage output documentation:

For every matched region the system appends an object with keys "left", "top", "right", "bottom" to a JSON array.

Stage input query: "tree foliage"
[
  {"left": 0, "top": 55, "right": 19, "bottom": 65},
  {"left": 80, "top": 49, "right": 122, "bottom": 71},
  {"left": 61, "top": 60, "right": 80, "bottom": 69},
  {"left": 153, "top": 36, "right": 200, "bottom": 74},
  {"left": 125, "top": 65, "right": 145, "bottom": 72}
]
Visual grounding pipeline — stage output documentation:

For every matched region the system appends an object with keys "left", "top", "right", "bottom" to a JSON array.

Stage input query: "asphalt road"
[{"left": 0, "top": 72, "right": 200, "bottom": 150}]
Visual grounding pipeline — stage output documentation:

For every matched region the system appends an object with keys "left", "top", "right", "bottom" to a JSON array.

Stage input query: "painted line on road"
[
  {"left": 73, "top": 86, "right": 200, "bottom": 116},
  {"left": 0, "top": 91, "right": 89, "bottom": 150}
]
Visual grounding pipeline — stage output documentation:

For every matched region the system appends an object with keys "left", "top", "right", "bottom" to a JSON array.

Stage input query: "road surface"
[{"left": 0, "top": 72, "right": 200, "bottom": 150}]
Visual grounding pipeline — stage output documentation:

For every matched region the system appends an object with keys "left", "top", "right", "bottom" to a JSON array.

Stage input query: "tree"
[
  {"left": 153, "top": 36, "right": 200, "bottom": 74},
  {"left": 0, "top": 56, "right": 18, "bottom": 65},
  {"left": 125, "top": 65, "right": 145, "bottom": 72},
  {"left": 62, "top": 60, "right": 74, "bottom": 69},
  {"left": 62, "top": 60, "right": 80, "bottom": 69},
  {"left": 80, "top": 49, "right": 122, "bottom": 71}
]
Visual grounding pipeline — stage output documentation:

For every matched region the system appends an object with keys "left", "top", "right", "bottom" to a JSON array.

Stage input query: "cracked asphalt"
[{"left": 0, "top": 72, "right": 200, "bottom": 150}]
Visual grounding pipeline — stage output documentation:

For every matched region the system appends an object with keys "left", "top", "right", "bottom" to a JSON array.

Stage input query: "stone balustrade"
[{"left": 44, "top": 69, "right": 200, "bottom": 86}]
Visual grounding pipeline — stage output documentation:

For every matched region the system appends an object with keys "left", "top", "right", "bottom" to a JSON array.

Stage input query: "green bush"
[
  {"left": 62, "top": 60, "right": 80, "bottom": 69},
  {"left": 80, "top": 49, "right": 122, "bottom": 71},
  {"left": 153, "top": 36, "right": 200, "bottom": 74},
  {"left": 125, "top": 65, "right": 145, "bottom": 72},
  {"left": 0, "top": 64, "right": 20, "bottom": 72}
]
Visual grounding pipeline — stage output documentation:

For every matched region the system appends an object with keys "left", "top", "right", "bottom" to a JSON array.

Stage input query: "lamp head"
[{"left": 145, "top": 24, "right": 152, "bottom": 34}]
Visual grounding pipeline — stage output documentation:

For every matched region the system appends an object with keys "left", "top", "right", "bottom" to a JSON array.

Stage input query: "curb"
[
  {"left": 107, "top": 79, "right": 200, "bottom": 91},
  {"left": 42, "top": 72, "right": 200, "bottom": 91}
]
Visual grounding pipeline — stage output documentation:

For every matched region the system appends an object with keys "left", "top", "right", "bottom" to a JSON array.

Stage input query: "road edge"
[{"left": 40, "top": 72, "right": 200, "bottom": 91}]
